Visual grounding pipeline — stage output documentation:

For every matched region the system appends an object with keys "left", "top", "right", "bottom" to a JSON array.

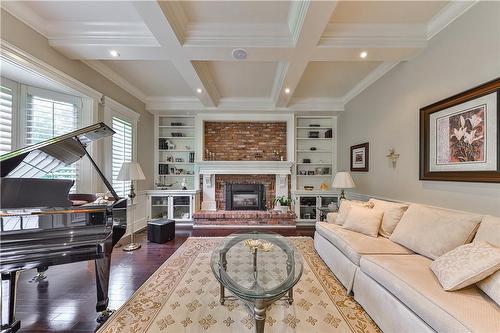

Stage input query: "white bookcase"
[
  {"left": 155, "top": 115, "right": 197, "bottom": 190},
  {"left": 293, "top": 115, "right": 338, "bottom": 225}
]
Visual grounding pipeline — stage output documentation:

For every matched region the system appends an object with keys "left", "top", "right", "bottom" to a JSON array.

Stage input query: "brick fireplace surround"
[{"left": 193, "top": 120, "right": 295, "bottom": 227}]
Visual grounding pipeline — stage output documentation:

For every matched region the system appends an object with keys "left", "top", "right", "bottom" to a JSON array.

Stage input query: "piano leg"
[
  {"left": 1, "top": 272, "right": 21, "bottom": 333},
  {"left": 94, "top": 255, "right": 113, "bottom": 323}
]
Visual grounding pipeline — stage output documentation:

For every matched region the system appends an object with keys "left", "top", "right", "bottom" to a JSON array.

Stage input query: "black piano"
[{"left": 0, "top": 123, "right": 128, "bottom": 333}]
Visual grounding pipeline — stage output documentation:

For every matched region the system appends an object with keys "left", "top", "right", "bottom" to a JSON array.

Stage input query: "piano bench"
[{"left": 147, "top": 219, "right": 175, "bottom": 244}]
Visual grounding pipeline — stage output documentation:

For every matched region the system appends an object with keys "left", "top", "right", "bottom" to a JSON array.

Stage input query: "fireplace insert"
[{"left": 225, "top": 184, "right": 265, "bottom": 211}]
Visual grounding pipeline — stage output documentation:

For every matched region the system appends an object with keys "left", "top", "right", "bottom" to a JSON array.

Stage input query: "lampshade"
[
  {"left": 332, "top": 171, "right": 355, "bottom": 189},
  {"left": 116, "top": 162, "right": 145, "bottom": 181}
]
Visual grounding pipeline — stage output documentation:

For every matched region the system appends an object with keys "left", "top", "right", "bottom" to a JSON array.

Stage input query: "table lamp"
[
  {"left": 117, "top": 161, "right": 145, "bottom": 251},
  {"left": 332, "top": 171, "right": 355, "bottom": 201}
]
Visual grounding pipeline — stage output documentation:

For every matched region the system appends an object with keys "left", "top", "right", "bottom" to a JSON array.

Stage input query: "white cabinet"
[
  {"left": 146, "top": 190, "right": 200, "bottom": 224},
  {"left": 293, "top": 192, "right": 339, "bottom": 226}
]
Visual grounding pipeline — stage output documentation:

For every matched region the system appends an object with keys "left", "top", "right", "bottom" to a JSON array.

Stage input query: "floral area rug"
[{"left": 98, "top": 237, "right": 379, "bottom": 333}]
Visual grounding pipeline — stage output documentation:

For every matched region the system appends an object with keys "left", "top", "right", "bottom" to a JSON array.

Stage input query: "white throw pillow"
[
  {"left": 369, "top": 198, "right": 409, "bottom": 238},
  {"left": 326, "top": 212, "right": 338, "bottom": 224},
  {"left": 336, "top": 199, "right": 374, "bottom": 225},
  {"left": 390, "top": 204, "right": 482, "bottom": 259},
  {"left": 474, "top": 215, "right": 500, "bottom": 305},
  {"left": 430, "top": 241, "right": 500, "bottom": 291},
  {"left": 342, "top": 206, "right": 384, "bottom": 237}
]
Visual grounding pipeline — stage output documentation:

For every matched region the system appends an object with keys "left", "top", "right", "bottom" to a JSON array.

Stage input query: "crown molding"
[
  {"left": 1, "top": 1, "right": 48, "bottom": 37},
  {"left": 82, "top": 60, "right": 147, "bottom": 103},
  {"left": 287, "top": 1, "right": 311, "bottom": 45},
  {"left": 1, "top": 40, "right": 102, "bottom": 101},
  {"left": 146, "top": 96, "right": 203, "bottom": 112},
  {"left": 427, "top": 1, "right": 478, "bottom": 39},
  {"left": 342, "top": 61, "right": 400, "bottom": 105},
  {"left": 289, "top": 97, "right": 344, "bottom": 111},
  {"left": 184, "top": 22, "right": 292, "bottom": 47},
  {"left": 320, "top": 23, "right": 428, "bottom": 48}
]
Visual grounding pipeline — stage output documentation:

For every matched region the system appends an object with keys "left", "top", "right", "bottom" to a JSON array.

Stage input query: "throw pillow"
[
  {"left": 430, "top": 241, "right": 500, "bottom": 291},
  {"left": 474, "top": 215, "right": 500, "bottom": 305},
  {"left": 342, "top": 206, "right": 384, "bottom": 237},
  {"left": 326, "top": 212, "right": 338, "bottom": 224},
  {"left": 369, "top": 198, "right": 409, "bottom": 238},
  {"left": 389, "top": 204, "right": 482, "bottom": 259},
  {"left": 336, "top": 199, "right": 374, "bottom": 225}
]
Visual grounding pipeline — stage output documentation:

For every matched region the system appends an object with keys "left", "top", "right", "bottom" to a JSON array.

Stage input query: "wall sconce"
[{"left": 386, "top": 148, "right": 400, "bottom": 168}]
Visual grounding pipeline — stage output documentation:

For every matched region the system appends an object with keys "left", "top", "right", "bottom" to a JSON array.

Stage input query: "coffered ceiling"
[{"left": 1, "top": 0, "right": 477, "bottom": 112}]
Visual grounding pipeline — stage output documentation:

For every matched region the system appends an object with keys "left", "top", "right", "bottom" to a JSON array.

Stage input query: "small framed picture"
[
  {"left": 351, "top": 142, "right": 369, "bottom": 172},
  {"left": 420, "top": 78, "right": 499, "bottom": 182}
]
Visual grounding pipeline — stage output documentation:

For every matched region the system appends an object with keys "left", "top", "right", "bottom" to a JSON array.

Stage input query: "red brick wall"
[
  {"left": 204, "top": 121, "right": 287, "bottom": 161},
  {"left": 215, "top": 175, "right": 276, "bottom": 210}
]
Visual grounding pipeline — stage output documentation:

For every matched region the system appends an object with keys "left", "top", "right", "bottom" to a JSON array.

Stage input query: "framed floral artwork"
[
  {"left": 420, "top": 78, "right": 500, "bottom": 182},
  {"left": 350, "top": 142, "right": 369, "bottom": 172}
]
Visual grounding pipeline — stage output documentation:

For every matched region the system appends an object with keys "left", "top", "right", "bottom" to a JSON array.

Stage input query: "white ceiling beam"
[
  {"left": 132, "top": 1, "right": 219, "bottom": 107},
  {"left": 427, "top": 1, "right": 478, "bottom": 39},
  {"left": 273, "top": 1, "right": 339, "bottom": 108}
]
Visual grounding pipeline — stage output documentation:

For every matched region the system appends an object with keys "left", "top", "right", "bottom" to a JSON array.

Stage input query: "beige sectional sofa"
[{"left": 314, "top": 200, "right": 500, "bottom": 333}]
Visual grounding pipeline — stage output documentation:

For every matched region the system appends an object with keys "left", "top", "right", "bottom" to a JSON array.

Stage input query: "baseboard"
[{"left": 193, "top": 224, "right": 297, "bottom": 229}]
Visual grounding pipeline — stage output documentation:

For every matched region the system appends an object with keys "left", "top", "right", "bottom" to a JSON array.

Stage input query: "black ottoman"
[{"left": 148, "top": 219, "right": 175, "bottom": 244}]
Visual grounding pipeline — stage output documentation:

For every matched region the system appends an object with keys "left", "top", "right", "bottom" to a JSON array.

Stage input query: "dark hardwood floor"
[{"left": 15, "top": 226, "right": 315, "bottom": 333}]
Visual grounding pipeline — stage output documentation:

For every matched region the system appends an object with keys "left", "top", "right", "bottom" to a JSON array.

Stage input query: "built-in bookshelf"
[
  {"left": 155, "top": 115, "right": 196, "bottom": 190},
  {"left": 294, "top": 115, "right": 337, "bottom": 192},
  {"left": 293, "top": 115, "right": 338, "bottom": 225}
]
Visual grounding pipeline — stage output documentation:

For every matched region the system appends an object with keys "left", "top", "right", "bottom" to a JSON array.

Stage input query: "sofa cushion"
[
  {"left": 430, "top": 241, "right": 500, "bottom": 291},
  {"left": 475, "top": 215, "right": 500, "bottom": 305},
  {"left": 336, "top": 199, "right": 374, "bottom": 225},
  {"left": 342, "top": 206, "right": 383, "bottom": 237},
  {"left": 360, "top": 255, "right": 500, "bottom": 333},
  {"left": 315, "top": 222, "right": 412, "bottom": 265},
  {"left": 369, "top": 198, "right": 409, "bottom": 237},
  {"left": 390, "top": 204, "right": 482, "bottom": 259},
  {"left": 326, "top": 212, "right": 338, "bottom": 224}
]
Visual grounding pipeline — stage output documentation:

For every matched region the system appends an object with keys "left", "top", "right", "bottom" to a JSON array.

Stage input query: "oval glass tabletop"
[{"left": 210, "top": 230, "right": 303, "bottom": 300}]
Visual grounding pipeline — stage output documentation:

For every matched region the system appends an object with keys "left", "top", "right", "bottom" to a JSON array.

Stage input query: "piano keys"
[{"left": 0, "top": 123, "right": 128, "bottom": 333}]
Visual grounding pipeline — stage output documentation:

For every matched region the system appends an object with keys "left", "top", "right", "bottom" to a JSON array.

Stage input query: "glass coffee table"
[{"left": 210, "top": 231, "right": 303, "bottom": 333}]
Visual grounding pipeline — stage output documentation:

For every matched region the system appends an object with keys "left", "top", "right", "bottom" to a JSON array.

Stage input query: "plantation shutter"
[
  {"left": 0, "top": 85, "right": 13, "bottom": 155},
  {"left": 25, "top": 90, "right": 81, "bottom": 191},
  {"left": 112, "top": 116, "right": 133, "bottom": 197}
]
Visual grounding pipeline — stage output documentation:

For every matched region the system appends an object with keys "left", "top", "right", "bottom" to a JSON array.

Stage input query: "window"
[
  {"left": 0, "top": 85, "right": 14, "bottom": 155},
  {"left": 112, "top": 117, "right": 133, "bottom": 197},
  {"left": 23, "top": 86, "right": 82, "bottom": 191}
]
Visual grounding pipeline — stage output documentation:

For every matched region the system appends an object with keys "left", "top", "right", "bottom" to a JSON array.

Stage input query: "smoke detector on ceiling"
[{"left": 232, "top": 48, "right": 248, "bottom": 60}]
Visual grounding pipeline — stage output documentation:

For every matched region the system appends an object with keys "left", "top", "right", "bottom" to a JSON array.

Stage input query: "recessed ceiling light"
[
  {"left": 360, "top": 51, "right": 368, "bottom": 59},
  {"left": 109, "top": 50, "right": 120, "bottom": 57},
  {"left": 232, "top": 48, "right": 248, "bottom": 60},
  {"left": 284, "top": 88, "right": 291, "bottom": 94},
  {"left": 196, "top": 88, "right": 202, "bottom": 94}
]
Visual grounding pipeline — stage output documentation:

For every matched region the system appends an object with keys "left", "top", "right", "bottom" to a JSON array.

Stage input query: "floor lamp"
[{"left": 117, "top": 161, "right": 145, "bottom": 252}]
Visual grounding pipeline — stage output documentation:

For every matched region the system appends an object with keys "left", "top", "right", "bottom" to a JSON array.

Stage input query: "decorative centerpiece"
[{"left": 243, "top": 239, "right": 274, "bottom": 252}]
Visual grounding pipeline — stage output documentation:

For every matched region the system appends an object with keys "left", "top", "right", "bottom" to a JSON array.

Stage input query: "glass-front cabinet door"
[
  {"left": 299, "top": 196, "right": 317, "bottom": 222},
  {"left": 150, "top": 196, "right": 169, "bottom": 220},
  {"left": 171, "top": 195, "right": 192, "bottom": 221}
]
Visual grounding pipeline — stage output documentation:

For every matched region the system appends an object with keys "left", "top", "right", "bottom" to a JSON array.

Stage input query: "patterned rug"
[{"left": 98, "top": 237, "right": 380, "bottom": 333}]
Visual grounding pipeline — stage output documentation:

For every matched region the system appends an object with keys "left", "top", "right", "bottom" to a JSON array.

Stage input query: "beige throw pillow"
[
  {"left": 430, "top": 241, "right": 500, "bottom": 291},
  {"left": 390, "top": 204, "right": 482, "bottom": 259},
  {"left": 336, "top": 199, "right": 374, "bottom": 225},
  {"left": 342, "top": 206, "right": 384, "bottom": 237},
  {"left": 369, "top": 198, "right": 409, "bottom": 238},
  {"left": 474, "top": 215, "right": 500, "bottom": 305}
]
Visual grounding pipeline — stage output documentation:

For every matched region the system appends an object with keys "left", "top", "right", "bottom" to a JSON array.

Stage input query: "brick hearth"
[{"left": 193, "top": 210, "right": 296, "bottom": 226}]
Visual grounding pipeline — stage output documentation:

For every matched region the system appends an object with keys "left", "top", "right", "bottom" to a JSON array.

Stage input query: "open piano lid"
[{"left": 0, "top": 123, "right": 119, "bottom": 208}]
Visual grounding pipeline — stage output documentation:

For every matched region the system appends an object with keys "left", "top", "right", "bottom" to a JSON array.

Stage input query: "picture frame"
[
  {"left": 420, "top": 78, "right": 500, "bottom": 183},
  {"left": 350, "top": 142, "right": 369, "bottom": 172}
]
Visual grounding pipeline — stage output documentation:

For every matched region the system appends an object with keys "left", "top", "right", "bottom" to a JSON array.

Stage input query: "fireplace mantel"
[{"left": 197, "top": 161, "right": 293, "bottom": 175}]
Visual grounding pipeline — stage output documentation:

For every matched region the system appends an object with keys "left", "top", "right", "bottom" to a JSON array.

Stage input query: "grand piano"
[{"left": 0, "top": 123, "right": 128, "bottom": 333}]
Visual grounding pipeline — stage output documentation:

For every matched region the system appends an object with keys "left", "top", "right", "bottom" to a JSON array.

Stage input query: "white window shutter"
[
  {"left": 0, "top": 85, "right": 14, "bottom": 155},
  {"left": 112, "top": 117, "right": 133, "bottom": 197}
]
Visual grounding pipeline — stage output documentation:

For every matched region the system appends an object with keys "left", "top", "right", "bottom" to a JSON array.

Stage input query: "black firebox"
[{"left": 225, "top": 184, "right": 266, "bottom": 211}]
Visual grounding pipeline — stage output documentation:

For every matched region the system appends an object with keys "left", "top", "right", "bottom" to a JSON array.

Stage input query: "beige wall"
[
  {"left": 1, "top": 10, "right": 154, "bottom": 190},
  {"left": 338, "top": 2, "right": 500, "bottom": 216}
]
